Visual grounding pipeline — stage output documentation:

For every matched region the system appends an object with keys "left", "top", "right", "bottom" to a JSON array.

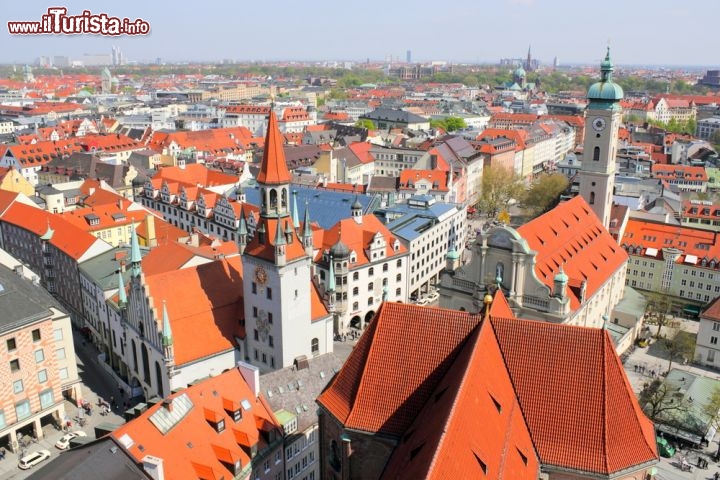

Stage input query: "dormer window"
[{"left": 215, "top": 419, "right": 225, "bottom": 433}]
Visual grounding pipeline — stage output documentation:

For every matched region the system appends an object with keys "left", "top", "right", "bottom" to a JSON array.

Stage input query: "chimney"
[
  {"left": 237, "top": 360, "right": 260, "bottom": 398},
  {"left": 145, "top": 214, "right": 157, "bottom": 248},
  {"left": 162, "top": 398, "right": 173, "bottom": 412},
  {"left": 142, "top": 455, "right": 165, "bottom": 480}
]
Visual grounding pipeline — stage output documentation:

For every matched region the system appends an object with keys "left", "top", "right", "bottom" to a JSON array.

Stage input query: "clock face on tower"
[
  {"left": 254, "top": 265, "right": 268, "bottom": 285},
  {"left": 592, "top": 117, "right": 607, "bottom": 132}
]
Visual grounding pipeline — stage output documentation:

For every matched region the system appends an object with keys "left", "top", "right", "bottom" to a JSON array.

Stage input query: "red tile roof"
[
  {"left": 398, "top": 169, "right": 448, "bottom": 192},
  {"left": 112, "top": 368, "right": 281, "bottom": 480},
  {"left": 652, "top": 164, "right": 708, "bottom": 182},
  {"left": 318, "top": 302, "right": 658, "bottom": 477},
  {"left": 621, "top": 218, "right": 720, "bottom": 265},
  {"left": 516, "top": 196, "right": 628, "bottom": 310},
  {"left": 144, "top": 256, "right": 245, "bottom": 365},
  {"left": 315, "top": 216, "right": 407, "bottom": 267},
  {"left": 256, "top": 111, "right": 291, "bottom": 185},
  {"left": 490, "top": 317, "right": 657, "bottom": 474},
  {"left": 1, "top": 202, "right": 104, "bottom": 260}
]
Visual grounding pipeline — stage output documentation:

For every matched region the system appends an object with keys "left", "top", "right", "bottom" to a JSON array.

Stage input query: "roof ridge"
[
  {"left": 346, "top": 303, "right": 386, "bottom": 426},
  {"left": 601, "top": 329, "right": 610, "bottom": 474},
  {"left": 424, "top": 323, "right": 484, "bottom": 476}
]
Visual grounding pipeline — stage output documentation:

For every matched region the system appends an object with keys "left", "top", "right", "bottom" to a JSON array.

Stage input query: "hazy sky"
[{"left": 2, "top": 0, "right": 718, "bottom": 67}]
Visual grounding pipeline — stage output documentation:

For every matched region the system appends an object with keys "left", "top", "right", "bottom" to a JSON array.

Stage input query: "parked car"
[
  {"left": 18, "top": 449, "right": 51, "bottom": 469},
  {"left": 55, "top": 431, "right": 87, "bottom": 450},
  {"left": 415, "top": 297, "right": 429, "bottom": 306},
  {"left": 426, "top": 291, "right": 440, "bottom": 303}
]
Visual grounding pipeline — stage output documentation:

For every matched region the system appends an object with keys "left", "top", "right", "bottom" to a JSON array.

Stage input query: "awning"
[
  {"left": 685, "top": 254, "right": 698, "bottom": 265},
  {"left": 683, "top": 304, "right": 702, "bottom": 316},
  {"left": 645, "top": 247, "right": 658, "bottom": 257}
]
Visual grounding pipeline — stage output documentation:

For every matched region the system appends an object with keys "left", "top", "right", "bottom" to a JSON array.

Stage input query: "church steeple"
[
  {"left": 257, "top": 110, "right": 291, "bottom": 220},
  {"left": 130, "top": 221, "right": 142, "bottom": 278},
  {"left": 117, "top": 270, "right": 127, "bottom": 308},
  {"left": 237, "top": 207, "right": 248, "bottom": 254}
]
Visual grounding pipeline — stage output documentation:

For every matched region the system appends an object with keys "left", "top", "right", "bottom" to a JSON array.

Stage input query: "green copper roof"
[
  {"left": 117, "top": 270, "right": 127, "bottom": 307},
  {"left": 162, "top": 300, "right": 173, "bottom": 347},
  {"left": 130, "top": 221, "right": 143, "bottom": 277},
  {"left": 327, "top": 255, "right": 336, "bottom": 292},
  {"left": 588, "top": 46, "right": 624, "bottom": 102},
  {"left": 446, "top": 247, "right": 460, "bottom": 260},
  {"left": 554, "top": 265, "right": 569, "bottom": 284}
]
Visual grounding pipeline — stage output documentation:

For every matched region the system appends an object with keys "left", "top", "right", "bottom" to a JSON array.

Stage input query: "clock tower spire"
[{"left": 579, "top": 46, "right": 623, "bottom": 228}]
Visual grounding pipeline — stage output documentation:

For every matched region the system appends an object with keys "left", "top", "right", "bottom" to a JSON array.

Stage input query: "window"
[
  {"left": 13, "top": 380, "right": 23, "bottom": 394},
  {"left": 383, "top": 263, "right": 388, "bottom": 272},
  {"left": 252, "top": 282, "right": 257, "bottom": 294},
  {"left": 0, "top": 410, "right": 5, "bottom": 429},
  {"left": 397, "top": 259, "right": 402, "bottom": 267},
  {"left": 396, "top": 273, "right": 402, "bottom": 282},
  {"left": 396, "top": 288, "right": 401, "bottom": 296},
  {"left": 353, "top": 272, "right": 359, "bottom": 281},
  {"left": 269, "top": 336, "right": 274, "bottom": 348},
  {"left": 35, "top": 349, "right": 44, "bottom": 363},
  {"left": 10, "top": 359, "right": 20, "bottom": 372},
  {"left": 368, "top": 297, "right": 373, "bottom": 306},
  {"left": 39, "top": 389, "right": 54, "bottom": 409},
  {"left": 711, "top": 336, "right": 718, "bottom": 345},
  {"left": 593, "top": 146, "right": 600, "bottom": 161},
  {"left": 311, "top": 338, "right": 319, "bottom": 354},
  {"left": 714, "top": 323, "right": 720, "bottom": 332},
  {"left": 267, "top": 288, "right": 272, "bottom": 300},
  {"left": 56, "top": 347, "right": 66, "bottom": 360},
  {"left": 6, "top": 338, "right": 16, "bottom": 352},
  {"left": 368, "top": 282, "right": 374, "bottom": 291},
  {"left": 369, "top": 267, "right": 374, "bottom": 276},
  {"left": 589, "top": 191, "right": 595, "bottom": 205},
  {"left": 15, "top": 400, "right": 31, "bottom": 421},
  {"left": 254, "top": 329, "right": 259, "bottom": 341},
  {"left": 38, "top": 369, "right": 48, "bottom": 383},
  {"left": 353, "top": 302, "right": 359, "bottom": 310},
  {"left": 32, "top": 329, "right": 41, "bottom": 342},
  {"left": 59, "top": 368, "right": 68, "bottom": 380},
  {"left": 353, "top": 287, "right": 359, "bottom": 296},
  {"left": 268, "top": 312, "right": 273, "bottom": 324}
]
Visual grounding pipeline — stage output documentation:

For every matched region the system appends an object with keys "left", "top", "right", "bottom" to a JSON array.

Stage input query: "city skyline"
[{"left": 1, "top": 0, "right": 719, "bottom": 67}]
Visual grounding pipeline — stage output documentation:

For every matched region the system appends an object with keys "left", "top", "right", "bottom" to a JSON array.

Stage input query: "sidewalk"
[{"left": 624, "top": 319, "right": 720, "bottom": 480}]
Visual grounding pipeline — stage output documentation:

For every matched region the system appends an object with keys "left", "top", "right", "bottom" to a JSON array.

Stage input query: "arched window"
[
  {"left": 261, "top": 188, "right": 267, "bottom": 210},
  {"left": 311, "top": 338, "right": 319, "bottom": 354},
  {"left": 281, "top": 188, "right": 287, "bottom": 209},
  {"left": 155, "top": 361, "right": 164, "bottom": 398},
  {"left": 141, "top": 344, "right": 151, "bottom": 384},
  {"left": 269, "top": 189, "right": 277, "bottom": 210},
  {"left": 131, "top": 340, "right": 138, "bottom": 373},
  {"left": 353, "top": 287, "right": 359, "bottom": 296},
  {"left": 593, "top": 146, "right": 600, "bottom": 161},
  {"left": 589, "top": 192, "right": 595, "bottom": 204}
]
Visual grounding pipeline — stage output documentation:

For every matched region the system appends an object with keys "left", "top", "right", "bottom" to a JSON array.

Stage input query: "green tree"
[
  {"left": 476, "top": 166, "right": 525, "bottom": 218},
  {"left": 639, "top": 378, "right": 692, "bottom": 421},
  {"left": 355, "top": 119, "right": 376, "bottom": 130},
  {"left": 444, "top": 117, "right": 467, "bottom": 132},
  {"left": 644, "top": 291, "right": 673, "bottom": 338},
  {"left": 522, "top": 173, "right": 569, "bottom": 215},
  {"left": 662, "top": 330, "right": 696, "bottom": 373}
]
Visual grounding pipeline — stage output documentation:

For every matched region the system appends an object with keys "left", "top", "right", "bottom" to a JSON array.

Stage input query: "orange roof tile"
[
  {"left": 256, "top": 110, "right": 291, "bottom": 185},
  {"left": 1, "top": 202, "right": 103, "bottom": 260},
  {"left": 144, "top": 257, "right": 244, "bottom": 365},
  {"left": 516, "top": 196, "right": 628, "bottom": 310},
  {"left": 490, "top": 317, "right": 657, "bottom": 474},
  {"left": 621, "top": 218, "right": 720, "bottom": 264},
  {"left": 398, "top": 169, "right": 448, "bottom": 192},
  {"left": 112, "top": 368, "right": 281, "bottom": 480},
  {"left": 315, "top": 216, "right": 407, "bottom": 267}
]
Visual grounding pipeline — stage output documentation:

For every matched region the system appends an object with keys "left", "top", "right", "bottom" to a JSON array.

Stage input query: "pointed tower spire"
[
  {"left": 275, "top": 221, "right": 287, "bottom": 246},
  {"left": 237, "top": 207, "right": 248, "bottom": 254},
  {"left": 130, "top": 221, "right": 142, "bottom": 277},
  {"left": 292, "top": 190, "right": 300, "bottom": 229},
  {"left": 256, "top": 110, "right": 291, "bottom": 186},
  {"left": 161, "top": 300, "right": 173, "bottom": 348},
  {"left": 117, "top": 270, "right": 127, "bottom": 308},
  {"left": 302, "top": 201, "right": 312, "bottom": 239}
]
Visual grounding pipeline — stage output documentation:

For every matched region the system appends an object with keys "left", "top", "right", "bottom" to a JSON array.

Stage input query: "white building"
[{"left": 695, "top": 297, "right": 720, "bottom": 367}]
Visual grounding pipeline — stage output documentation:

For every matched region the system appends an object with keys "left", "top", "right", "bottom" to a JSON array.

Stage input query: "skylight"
[{"left": 149, "top": 393, "right": 194, "bottom": 435}]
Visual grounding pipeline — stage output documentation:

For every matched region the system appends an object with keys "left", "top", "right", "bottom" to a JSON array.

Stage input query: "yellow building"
[{"left": 0, "top": 166, "right": 34, "bottom": 196}]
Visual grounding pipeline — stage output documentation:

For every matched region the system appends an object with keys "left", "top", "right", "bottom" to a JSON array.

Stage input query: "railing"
[
  {"left": 452, "top": 278, "right": 475, "bottom": 291},
  {"left": 520, "top": 295, "right": 549, "bottom": 309}
]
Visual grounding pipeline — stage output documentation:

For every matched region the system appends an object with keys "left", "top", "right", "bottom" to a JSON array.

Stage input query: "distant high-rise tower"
[
  {"left": 553, "top": 56, "right": 559, "bottom": 70},
  {"left": 406, "top": 50, "right": 412, "bottom": 63},
  {"left": 579, "top": 47, "right": 623, "bottom": 229},
  {"left": 23, "top": 65, "right": 34, "bottom": 83}
]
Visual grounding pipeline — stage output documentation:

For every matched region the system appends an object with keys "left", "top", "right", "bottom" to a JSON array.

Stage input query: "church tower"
[
  {"left": 579, "top": 47, "right": 623, "bottom": 229},
  {"left": 241, "top": 110, "right": 329, "bottom": 373}
]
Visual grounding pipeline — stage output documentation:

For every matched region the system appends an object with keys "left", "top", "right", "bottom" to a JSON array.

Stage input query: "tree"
[
  {"left": 430, "top": 117, "right": 467, "bottom": 132},
  {"left": 639, "top": 378, "right": 691, "bottom": 421},
  {"left": 644, "top": 291, "right": 673, "bottom": 338},
  {"left": 662, "top": 330, "right": 696, "bottom": 373},
  {"left": 476, "top": 166, "right": 525, "bottom": 218},
  {"left": 522, "top": 173, "right": 569, "bottom": 215},
  {"left": 355, "top": 119, "right": 376, "bottom": 130}
]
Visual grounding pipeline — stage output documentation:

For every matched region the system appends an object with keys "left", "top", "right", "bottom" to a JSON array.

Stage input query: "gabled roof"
[
  {"left": 144, "top": 257, "right": 244, "bottom": 365},
  {"left": 256, "top": 111, "right": 291, "bottom": 185},
  {"left": 318, "top": 302, "right": 658, "bottom": 477},
  {"left": 490, "top": 317, "right": 657, "bottom": 475},
  {"left": 315, "top": 216, "right": 407, "bottom": 267},
  {"left": 111, "top": 368, "right": 281, "bottom": 480},
  {"left": 621, "top": 218, "right": 720, "bottom": 264},
  {"left": 516, "top": 196, "right": 628, "bottom": 309}
]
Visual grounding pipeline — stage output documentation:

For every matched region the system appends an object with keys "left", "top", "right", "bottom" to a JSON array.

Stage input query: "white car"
[
  {"left": 18, "top": 449, "right": 51, "bottom": 469},
  {"left": 55, "top": 430, "right": 87, "bottom": 450},
  {"left": 415, "top": 297, "right": 429, "bottom": 306}
]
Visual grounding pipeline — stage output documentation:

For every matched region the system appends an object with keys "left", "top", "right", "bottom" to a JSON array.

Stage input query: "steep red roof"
[
  {"left": 256, "top": 111, "right": 291, "bottom": 185},
  {"left": 490, "top": 317, "right": 657, "bottom": 475},
  {"left": 319, "top": 303, "right": 657, "bottom": 476},
  {"left": 516, "top": 196, "right": 628, "bottom": 310},
  {"left": 111, "top": 368, "right": 281, "bottom": 480},
  {"left": 621, "top": 218, "right": 720, "bottom": 265},
  {"left": 144, "top": 257, "right": 245, "bottom": 365}
]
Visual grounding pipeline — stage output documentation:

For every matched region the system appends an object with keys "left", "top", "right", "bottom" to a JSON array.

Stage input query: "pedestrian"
[
  {"left": 634, "top": 365, "right": 638, "bottom": 372},
  {"left": 110, "top": 395, "right": 116, "bottom": 409}
]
